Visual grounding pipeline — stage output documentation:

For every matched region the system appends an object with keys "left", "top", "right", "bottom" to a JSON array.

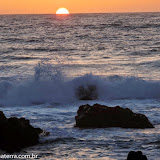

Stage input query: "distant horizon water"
[{"left": 0, "top": 11, "right": 160, "bottom": 15}]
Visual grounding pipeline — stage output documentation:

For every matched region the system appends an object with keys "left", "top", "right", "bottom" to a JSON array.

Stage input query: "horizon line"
[{"left": 0, "top": 11, "right": 160, "bottom": 15}]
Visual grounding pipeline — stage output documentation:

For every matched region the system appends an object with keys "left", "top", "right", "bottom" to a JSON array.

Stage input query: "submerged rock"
[
  {"left": 75, "top": 85, "right": 98, "bottom": 100},
  {"left": 127, "top": 151, "right": 148, "bottom": 160},
  {"left": 0, "top": 111, "right": 43, "bottom": 153},
  {"left": 75, "top": 104, "right": 154, "bottom": 128}
]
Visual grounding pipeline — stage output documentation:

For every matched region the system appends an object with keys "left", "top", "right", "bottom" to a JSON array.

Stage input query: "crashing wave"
[{"left": 0, "top": 62, "right": 160, "bottom": 106}]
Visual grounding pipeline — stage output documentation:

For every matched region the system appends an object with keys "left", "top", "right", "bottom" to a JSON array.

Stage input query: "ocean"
[{"left": 0, "top": 13, "right": 160, "bottom": 159}]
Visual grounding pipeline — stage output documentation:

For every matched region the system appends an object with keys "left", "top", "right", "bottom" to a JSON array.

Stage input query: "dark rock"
[
  {"left": 75, "top": 104, "right": 154, "bottom": 128},
  {"left": 127, "top": 151, "right": 148, "bottom": 160},
  {"left": 0, "top": 111, "right": 43, "bottom": 153},
  {"left": 75, "top": 85, "right": 98, "bottom": 100},
  {"left": 0, "top": 111, "right": 7, "bottom": 125}
]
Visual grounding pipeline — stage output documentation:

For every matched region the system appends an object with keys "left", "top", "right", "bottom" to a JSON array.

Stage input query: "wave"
[{"left": 0, "top": 61, "right": 160, "bottom": 106}]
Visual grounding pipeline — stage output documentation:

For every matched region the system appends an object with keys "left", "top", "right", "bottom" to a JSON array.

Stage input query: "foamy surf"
[{"left": 0, "top": 61, "right": 160, "bottom": 106}]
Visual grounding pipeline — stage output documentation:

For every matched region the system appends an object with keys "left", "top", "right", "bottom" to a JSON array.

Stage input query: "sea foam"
[{"left": 0, "top": 61, "right": 160, "bottom": 106}]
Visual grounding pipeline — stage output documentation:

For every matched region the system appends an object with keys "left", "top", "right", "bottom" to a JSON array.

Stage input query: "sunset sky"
[{"left": 0, "top": 0, "right": 160, "bottom": 14}]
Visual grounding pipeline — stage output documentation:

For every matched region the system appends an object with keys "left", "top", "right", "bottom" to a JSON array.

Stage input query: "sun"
[{"left": 56, "top": 8, "right": 69, "bottom": 15}]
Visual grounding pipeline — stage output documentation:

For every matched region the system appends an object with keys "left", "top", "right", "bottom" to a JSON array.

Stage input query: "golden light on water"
[{"left": 56, "top": 8, "right": 69, "bottom": 15}]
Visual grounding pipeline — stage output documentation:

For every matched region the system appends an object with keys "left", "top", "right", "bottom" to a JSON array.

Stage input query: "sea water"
[{"left": 0, "top": 13, "right": 160, "bottom": 159}]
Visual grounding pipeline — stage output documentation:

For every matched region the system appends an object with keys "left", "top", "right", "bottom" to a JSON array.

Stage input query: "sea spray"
[
  {"left": 34, "top": 60, "right": 63, "bottom": 81},
  {"left": 0, "top": 61, "right": 74, "bottom": 106},
  {"left": 0, "top": 62, "right": 160, "bottom": 106}
]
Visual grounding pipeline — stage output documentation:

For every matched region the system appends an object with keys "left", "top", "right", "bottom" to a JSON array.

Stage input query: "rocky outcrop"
[
  {"left": 75, "top": 85, "right": 98, "bottom": 100},
  {"left": 75, "top": 104, "right": 154, "bottom": 128},
  {"left": 127, "top": 151, "right": 148, "bottom": 160},
  {"left": 0, "top": 111, "right": 43, "bottom": 153}
]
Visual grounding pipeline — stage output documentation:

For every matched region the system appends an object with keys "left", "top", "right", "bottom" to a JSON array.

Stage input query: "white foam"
[{"left": 0, "top": 62, "right": 160, "bottom": 106}]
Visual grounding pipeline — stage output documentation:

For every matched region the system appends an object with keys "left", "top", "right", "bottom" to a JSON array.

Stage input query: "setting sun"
[{"left": 56, "top": 8, "right": 69, "bottom": 15}]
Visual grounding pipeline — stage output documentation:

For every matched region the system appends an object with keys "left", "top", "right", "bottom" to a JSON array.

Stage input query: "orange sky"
[{"left": 0, "top": 0, "right": 160, "bottom": 14}]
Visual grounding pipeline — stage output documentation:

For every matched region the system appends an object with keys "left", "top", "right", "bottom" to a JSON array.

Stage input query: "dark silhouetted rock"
[
  {"left": 0, "top": 111, "right": 43, "bottom": 153},
  {"left": 75, "top": 104, "right": 154, "bottom": 128},
  {"left": 127, "top": 151, "right": 148, "bottom": 160},
  {"left": 0, "top": 111, "right": 7, "bottom": 125},
  {"left": 75, "top": 85, "right": 98, "bottom": 100}
]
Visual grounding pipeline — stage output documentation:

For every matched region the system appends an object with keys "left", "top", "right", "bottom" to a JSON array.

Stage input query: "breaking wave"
[{"left": 0, "top": 61, "right": 160, "bottom": 106}]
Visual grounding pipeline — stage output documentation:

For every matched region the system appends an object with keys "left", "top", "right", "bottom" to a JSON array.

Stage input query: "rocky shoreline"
[{"left": 0, "top": 103, "right": 153, "bottom": 159}]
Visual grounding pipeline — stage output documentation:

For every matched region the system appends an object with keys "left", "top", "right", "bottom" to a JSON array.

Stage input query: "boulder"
[
  {"left": 75, "top": 85, "right": 98, "bottom": 100},
  {"left": 75, "top": 104, "right": 154, "bottom": 128},
  {"left": 127, "top": 151, "right": 148, "bottom": 160},
  {"left": 0, "top": 111, "right": 43, "bottom": 153}
]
